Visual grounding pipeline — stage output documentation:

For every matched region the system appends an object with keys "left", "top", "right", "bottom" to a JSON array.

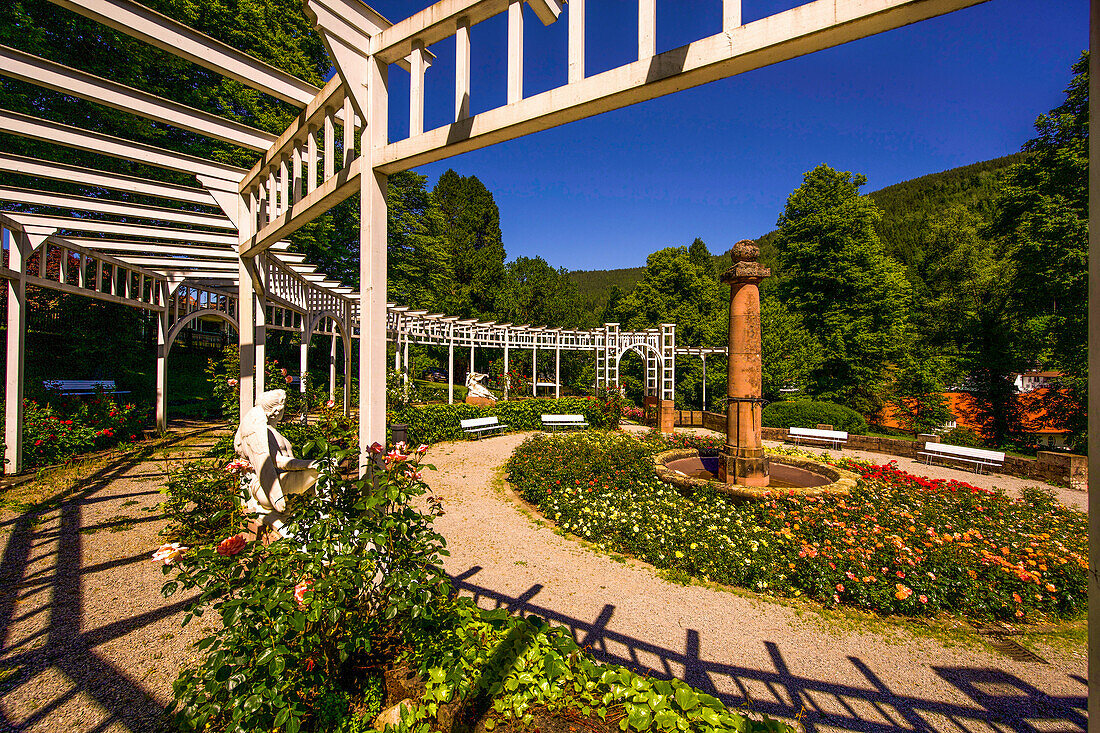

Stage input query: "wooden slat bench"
[
  {"left": 541, "top": 414, "right": 588, "bottom": 431},
  {"left": 460, "top": 416, "right": 508, "bottom": 440},
  {"left": 43, "top": 379, "right": 129, "bottom": 396},
  {"left": 918, "top": 442, "right": 1005, "bottom": 474},
  {"left": 787, "top": 426, "right": 848, "bottom": 450}
]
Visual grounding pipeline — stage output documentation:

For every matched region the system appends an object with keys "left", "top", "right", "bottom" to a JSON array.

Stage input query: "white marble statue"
[
  {"left": 465, "top": 371, "right": 497, "bottom": 402},
  {"left": 234, "top": 389, "right": 320, "bottom": 534}
]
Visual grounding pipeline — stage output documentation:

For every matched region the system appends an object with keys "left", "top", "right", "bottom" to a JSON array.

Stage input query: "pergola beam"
[
  {"left": 376, "top": 0, "right": 988, "bottom": 173},
  {"left": 68, "top": 239, "right": 305, "bottom": 262},
  {"left": 0, "top": 109, "right": 246, "bottom": 182},
  {"left": 46, "top": 0, "right": 320, "bottom": 107},
  {"left": 0, "top": 45, "right": 277, "bottom": 152},
  {"left": 0, "top": 153, "right": 218, "bottom": 206},
  {"left": 0, "top": 185, "right": 235, "bottom": 230},
  {"left": 3, "top": 212, "right": 237, "bottom": 244}
]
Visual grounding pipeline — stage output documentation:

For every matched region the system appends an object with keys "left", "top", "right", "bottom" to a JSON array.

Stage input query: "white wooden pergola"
[{"left": 0, "top": 0, "right": 993, "bottom": 479}]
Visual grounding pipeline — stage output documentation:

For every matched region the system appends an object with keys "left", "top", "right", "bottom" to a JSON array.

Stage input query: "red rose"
[{"left": 216, "top": 534, "right": 247, "bottom": 557}]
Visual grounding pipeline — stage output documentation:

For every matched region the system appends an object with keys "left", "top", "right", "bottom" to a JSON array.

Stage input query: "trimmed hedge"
[
  {"left": 389, "top": 397, "right": 608, "bottom": 446},
  {"left": 762, "top": 400, "right": 867, "bottom": 434}
]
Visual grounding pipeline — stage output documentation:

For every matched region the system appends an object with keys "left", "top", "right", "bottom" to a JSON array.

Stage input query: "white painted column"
[
  {"left": 410, "top": 42, "right": 429, "bottom": 136},
  {"left": 503, "top": 328, "right": 510, "bottom": 400},
  {"left": 155, "top": 280, "right": 169, "bottom": 432},
  {"left": 555, "top": 335, "right": 561, "bottom": 399},
  {"left": 469, "top": 343, "right": 475, "bottom": 375},
  {"left": 254, "top": 253, "right": 267, "bottom": 398},
  {"left": 455, "top": 17, "right": 471, "bottom": 121},
  {"left": 329, "top": 328, "right": 337, "bottom": 401},
  {"left": 638, "top": 0, "right": 655, "bottom": 59},
  {"left": 507, "top": 0, "right": 523, "bottom": 104},
  {"left": 701, "top": 355, "right": 708, "bottom": 411},
  {"left": 531, "top": 345, "right": 537, "bottom": 397},
  {"left": 448, "top": 325, "right": 455, "bottom": 405},
  {"left": 568, "top": 0, "right": 585, "bottom": 83},
  {"left": 360, "top": 54, "right": 389, "bottom": 470},
  {"left": 299, "top": 325, "right": 309, "bottom": 394},
  {"left": 238, "top": 191, "right": 256, "bottom": 422},
  {"left": 723, "top": 0, "right": 741, "bottom": 31},
  {"left": 4, "top": 227, "right": 27, "bottom": 474}
]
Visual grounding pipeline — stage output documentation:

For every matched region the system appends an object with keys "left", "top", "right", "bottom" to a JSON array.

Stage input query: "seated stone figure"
[
  {"left": 234, "top": 389, "right": 320, "bottom": 534},
  {"left": 465, "top": 371, "right": 497, "bottom": 403}
]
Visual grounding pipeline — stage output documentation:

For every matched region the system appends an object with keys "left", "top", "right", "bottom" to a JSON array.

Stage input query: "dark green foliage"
[
  {"left": 762, "top": 400, "right": 868, "bottom": 434},
  {"left": 760, "top": 294, "right": 821, "bottom": 401},
  {"left": 19, "top": 396, "right": 147, "bottom": 468},
  {"left": 388, "top": 397, "right": 609, "bottom": 446},
  {"left": 388, "top": 171, "right": 452, "bottom": 312},
  {"left": 995, "top": 52, "right": 1089, "bottom": 443},
  {"left": 888, "top": 355, "right": 954, "bottom": 435},
  {"left": 569, "top": 267, "right": 646, "bottom": 314},
  {"left": 498, "top": 256, "right": 592, "bottom": 328},
  {"left": 162, "top": 461, "right": 245, "bottom": 547},
  {"left": 773, "top": 165, "right": 912, "bottom": 414},
  {"left": 433, "top": 170, "right": 507, "bottom": 317}
]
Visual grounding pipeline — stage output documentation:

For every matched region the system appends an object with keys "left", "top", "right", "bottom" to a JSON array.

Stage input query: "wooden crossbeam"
[
  {"left": 0, "top": 109, "right": 245, "bottom": 181},
  {"left": 0, "top": 184, "right": 235, "bottom": 230},
  {"left": 46, "top": 0, "right": 320, "bottom": 106},
  {"left": 375, "top": 0, "right": 989, "bottom": 173},
  {"left": 0, "top": 153, "right": 218, "bottom": 205},
  {"left": 4, "top": 212, "right": 238, "bottom": 244},
  {"left": 0, "top": 45, "right": 276, "bottom": 152}
]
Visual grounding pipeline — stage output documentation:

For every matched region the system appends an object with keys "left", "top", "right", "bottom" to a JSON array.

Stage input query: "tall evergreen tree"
[
  {"left": 432, "top": 170, "right": 507, "bottom": 318},
  {"left": 387, "top": 172, "right": 451, "bottom": 311},
  {"left": 993, "top": 52, "right": 1088, "bottom": 442},
  {"left": 499, "top": 256, "right": 589, "bottom": 328},
  {"left": 773, "top": 164, "right": 912, "bottom": 414}
]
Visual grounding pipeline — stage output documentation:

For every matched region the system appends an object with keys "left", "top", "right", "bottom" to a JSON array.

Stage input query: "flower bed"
[
  {"left": 506, "top": 432, "right": 1087, "bottom": 622},
  {"left": 19, "top": 397, "right": 146, "bottom": 468},
  {"left": 160, "top": 436, "right": 792, "bottom": 733}
]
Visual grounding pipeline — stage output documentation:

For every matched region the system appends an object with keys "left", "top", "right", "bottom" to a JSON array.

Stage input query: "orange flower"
[
  {"left": 1012, "top": 592, "right": 1022, "bottom": 604},
  {"left": 894, "top": 584, "right": 912, "bottom": 601},
  {"left": 216, "top": 534, "right": 247, "bottom": 557},
  {"left": 1044, "top": 583, "right": 1056, "bottom": 592}
]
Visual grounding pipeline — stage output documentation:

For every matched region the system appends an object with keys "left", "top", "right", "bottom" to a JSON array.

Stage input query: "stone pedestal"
[
  {"left": 717, "top": 240, "right": 770, "bottom": 487},
  {"left": 657, "top": 400, "right": 675, "bottom": 434}
]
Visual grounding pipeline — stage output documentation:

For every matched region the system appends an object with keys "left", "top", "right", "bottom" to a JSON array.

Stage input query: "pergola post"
[
  {"left": 237, "top": 189, "right": 256, "bottom": 421},
  {"left": 701, "top": 354, "right": 707, "bottom": 411},
  {"left": 555, "top": 332, "right": 561, "bottom": 399},
  {"left": 531, "top": 344, "right": 537, "bottom": 397},
  {"left": 359, "top": 54, "right": 389, "bottom": 471},
  {"left": 3, "top": 227, "right": 27, "bottom": 474},
  {"left": 503, "top": 327, "right": 510, "bottom": 400},
  {"left": 299, "top": 321, "right": 309, "bottom": 395},
  {"left": 329, "top": 328, "right": 337, "bottom": 401},
  {"left": 254, "top": 253, "right": 267, "bottom": 397},
  {"left": 469, "top": 343, "right": 475, "bottom": 375},
  {"left": 155, "top": 279, "right": 169, "bottom": 432},
  {"left": 447, "top": 323, "right": 455, "bottom": 405}
]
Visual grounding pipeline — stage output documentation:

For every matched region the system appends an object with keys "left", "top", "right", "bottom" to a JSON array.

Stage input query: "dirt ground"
[{"left": 0, "top": 424, "right": 1087, "bottom": 732}]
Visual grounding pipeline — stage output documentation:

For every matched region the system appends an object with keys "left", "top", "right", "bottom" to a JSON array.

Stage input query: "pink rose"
[
  {"left": 294, "top": 579, "right": 312, "bottom": 608},
  {"left": 227, "top": 378, "right": 238, "bottom": 387},
  {"left": 325, "top": 399, "right": 335, "bottom": 409},
  {"left": 285, "top": 376, "right": 293, "bottom": 384},
  {"left": 370, "top": 442, "right": 384, "bottom": 454},
  {"left": 152, "top": 542, "right": 187, "bottom": 565},
  {"left": 216, "top": 535, "right": 247, "bottom": 557}
]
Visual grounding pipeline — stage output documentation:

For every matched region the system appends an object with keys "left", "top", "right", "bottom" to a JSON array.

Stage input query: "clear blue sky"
[{"left": 364, "top": 0, "right": 1088, "bottom": 272}]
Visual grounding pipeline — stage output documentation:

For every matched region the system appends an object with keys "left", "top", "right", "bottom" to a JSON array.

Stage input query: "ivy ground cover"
[{"left": 506, "top": 432, "right": 1087, "bottom": 622}]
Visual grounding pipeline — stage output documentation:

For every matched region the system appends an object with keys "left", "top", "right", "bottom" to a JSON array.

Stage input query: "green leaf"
[{"left": 674, "top": 687, "right": 699, "bottom": 711}]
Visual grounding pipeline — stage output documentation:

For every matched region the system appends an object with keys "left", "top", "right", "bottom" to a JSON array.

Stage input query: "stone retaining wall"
[{"left": 679, "top": 411, "right": 1087, "bottom": 491}]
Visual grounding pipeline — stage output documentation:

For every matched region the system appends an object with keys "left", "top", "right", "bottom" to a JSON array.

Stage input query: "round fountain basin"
[{"left": 653, "top": 449, "right": 858, "bottom": 500}]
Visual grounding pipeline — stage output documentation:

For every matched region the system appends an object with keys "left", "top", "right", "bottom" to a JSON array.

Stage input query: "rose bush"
[
  {"left": 506, "top": 432, "right": 1086, "bottom": 622},
  {"left": 20, "top": 396, "right": 146, "bottom": 468}
]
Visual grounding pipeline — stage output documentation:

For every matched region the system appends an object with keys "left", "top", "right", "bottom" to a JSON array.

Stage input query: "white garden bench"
[
  {"left": 43, "top": 379, "right": 129, "bottom": 396},
  {"left": 541, "top": 414, "right": 588, "bottom": 431},
  {"left": 787, "top": 426, "right": 848, "bottom": 450},
  {"left": 918, "top": 442, "right": 1005, "bottom": 474},
  {"left": 460, "top": 416, "right": 508, "bottom": 440}
]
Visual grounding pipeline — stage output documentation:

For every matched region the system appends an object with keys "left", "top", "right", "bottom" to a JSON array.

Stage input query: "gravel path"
[
  {"left": 424, "top": 431, "right": 1088, "bottom": 733},
  {"left": 0, "top": 423, "right": 229, "bottom": 733}
]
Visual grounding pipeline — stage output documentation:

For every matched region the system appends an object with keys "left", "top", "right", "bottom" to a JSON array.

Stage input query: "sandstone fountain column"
[{"left": 717, "top": 240, "right": 770, "bottom": 487}]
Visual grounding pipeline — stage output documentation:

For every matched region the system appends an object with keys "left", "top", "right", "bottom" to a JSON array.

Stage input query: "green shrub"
[
  {"left": 762, "top": 400, "right": 867, "bottom": 434},
  {"left": 506, "top": 432, "right": 1086, "bottom": 622},
  {"left": 942, "top": 425, "right": 984, "bottom": 448},
  {"left": 20, "top": 396, "right": 147, "bottom": 468},
  {"left": 162, "top": 460, "right": 244, "bottom": 547},
  {"left": 389, "top": 397, "right": 608, "bottom": 446},
  {"left": 162, "top": 441, "right": 450, "bottom": 733}
]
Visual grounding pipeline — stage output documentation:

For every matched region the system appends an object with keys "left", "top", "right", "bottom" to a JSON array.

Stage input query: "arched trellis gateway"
[{"left": 0, "top": 0, "right": 1007, "bottom": 473}]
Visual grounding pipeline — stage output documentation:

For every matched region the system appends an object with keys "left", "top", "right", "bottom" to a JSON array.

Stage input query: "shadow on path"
[
  {"left": 450, "top": 566, "right": 1087, "bottom": 733},
  {"left": 0, "top": 423, "right": 220, "bottom": 732}
]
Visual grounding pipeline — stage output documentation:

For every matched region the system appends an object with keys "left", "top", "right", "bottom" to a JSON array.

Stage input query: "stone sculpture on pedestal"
[
  {"left": 234, "top": 389, "right": 320, "bottom": 535},
  {"left": 465, "top": 371, "right": 497, "bottom": 407}
]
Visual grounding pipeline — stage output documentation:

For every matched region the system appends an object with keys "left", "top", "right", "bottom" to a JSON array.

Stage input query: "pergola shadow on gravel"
[
  {"left": 451, "top": 566, "right": 1088, "bottom": 733},
  {"left": 0, "top": 427, "right": 221, "bottom": 732}
]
